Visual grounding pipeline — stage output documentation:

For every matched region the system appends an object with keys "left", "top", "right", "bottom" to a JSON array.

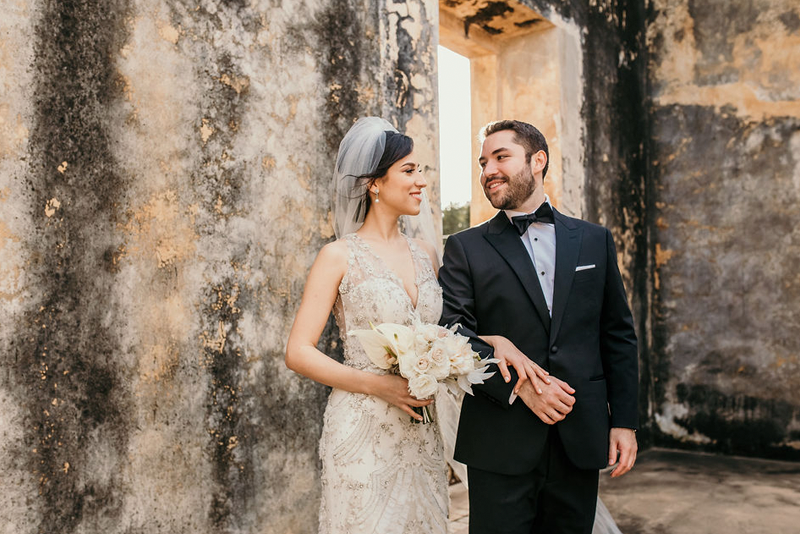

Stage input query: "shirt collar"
[{"left": 504, "top": 194, "right": 553, "bottom": 222}]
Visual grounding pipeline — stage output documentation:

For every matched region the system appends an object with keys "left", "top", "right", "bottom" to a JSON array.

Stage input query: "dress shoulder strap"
[{"left": 338, "top": 233, "right": 377, "bottom": 295}]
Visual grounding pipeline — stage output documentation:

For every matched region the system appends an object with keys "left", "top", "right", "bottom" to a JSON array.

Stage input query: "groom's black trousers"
[{"left": 467, "top": 427, "right": 599, "bottom": 534}]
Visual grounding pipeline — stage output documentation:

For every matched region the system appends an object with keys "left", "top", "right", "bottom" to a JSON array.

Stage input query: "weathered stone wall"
[
  {"left": 521, "top": 0, "right": 652, "bottom": 442},
  {"left": 1, "top": 0, "right": 796, "bottom": 530},
  {"left": 647, "top": 0, "right": 800, "bottom": 458},
  {"left": 0, "top": 0, "right": 437, "bottom": 532}
]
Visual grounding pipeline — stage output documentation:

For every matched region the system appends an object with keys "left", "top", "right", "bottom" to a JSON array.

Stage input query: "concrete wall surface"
[
  {"left": 0, "top": 0, "right": 798, "bottom": 532},
  {"left": 0, "top": 0, "right": 437, "bottom": 532},
  {"left": 647, "top": 0, "right": 800, "bottom": 458}
]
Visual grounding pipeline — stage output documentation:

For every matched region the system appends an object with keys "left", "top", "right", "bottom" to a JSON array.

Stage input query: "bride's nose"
[{"left": 415, "top": 171, "right": 427, "bottom": 188}]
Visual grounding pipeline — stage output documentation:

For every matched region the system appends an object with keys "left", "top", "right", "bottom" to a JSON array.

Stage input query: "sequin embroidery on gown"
[{"left": 318, "top": 234, "right": 448, "bottom": 534}]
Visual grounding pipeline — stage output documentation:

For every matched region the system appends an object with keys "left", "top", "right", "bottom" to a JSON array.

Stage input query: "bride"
[{"left": 285, "top": 117, "right": 621, "bottom": 534}]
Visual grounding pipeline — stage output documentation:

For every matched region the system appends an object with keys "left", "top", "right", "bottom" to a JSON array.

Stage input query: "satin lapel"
[
  {"left": 550, "top": 210, "right": 581, "bottom": 343},
  {"left": 484, "top": 213, "right": 551, "bottom": 334}
]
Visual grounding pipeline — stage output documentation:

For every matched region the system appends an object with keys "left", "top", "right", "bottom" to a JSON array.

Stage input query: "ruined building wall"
[
  {"left": 0, "top": 0, "right": 438, "bottom": 532},
  {"left": 1, "top": 0, "right": 798, "bottom": 531},
  {"left": 646, "top": 0, "right": 800, "bottom": 458},
  {"left": 522, "top": 0, "right": 652, "bottom": 442}
]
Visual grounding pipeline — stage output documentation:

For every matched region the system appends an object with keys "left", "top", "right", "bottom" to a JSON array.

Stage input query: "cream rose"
[
  {"left": 408, "top": 373, "right": 439, "bottom": 399},
  {"left": 428, "top": 339, "right": 452, "bottom": 380}
]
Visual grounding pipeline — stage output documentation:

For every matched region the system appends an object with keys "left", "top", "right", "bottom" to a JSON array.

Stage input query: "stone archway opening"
[{"left": 437, "top": 0, "right": 585, "bottom": 226}]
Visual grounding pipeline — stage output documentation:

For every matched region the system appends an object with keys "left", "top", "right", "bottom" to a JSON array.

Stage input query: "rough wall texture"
[
  {"left": 520, "top": 0, "right": 652, "bottom": 443},
  {"left": 647, "top": 0, "right": 800, "bottom": 458},
  {"left": 1, "top": 0, "right": 797, "bottom": 531},
  {"left": 0, "top": 0, "right": 437, "bottom": 532}
]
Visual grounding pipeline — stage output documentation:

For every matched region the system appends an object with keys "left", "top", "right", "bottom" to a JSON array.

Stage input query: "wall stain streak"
[
  {"left": 312, "top": 0, "right": 381, "bottom": 154},
  {"left": 649, "top": 101, "right": 800, "bottom": 458},
  {"left": 12, "top": 0, "right": 133, "bottom": 532},
  {"left": 167, "top": 2, "right": 259, "bottom": 530}
]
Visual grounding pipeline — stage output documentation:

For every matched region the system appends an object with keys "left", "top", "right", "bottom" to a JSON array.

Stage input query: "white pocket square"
[{"left": 575, "top": 264, "right": 596, "bottom": 272}]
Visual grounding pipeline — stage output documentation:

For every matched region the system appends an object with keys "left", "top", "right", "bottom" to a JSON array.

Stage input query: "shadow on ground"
[{"left": 449, "top": 448, "right": 800, "bottom": 534}]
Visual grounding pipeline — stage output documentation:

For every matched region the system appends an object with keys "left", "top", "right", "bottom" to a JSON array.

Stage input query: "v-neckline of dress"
[{"left": 353, "top": 233, "right": 421, "bottom": 311}]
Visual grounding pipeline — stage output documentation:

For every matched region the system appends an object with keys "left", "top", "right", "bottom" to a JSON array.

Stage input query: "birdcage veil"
[
  {"left": 331, "top": 117, "right": 442, "bottom": 263},
  {"left": 331, "top": 117, "right": 397, "bottom": 238}
]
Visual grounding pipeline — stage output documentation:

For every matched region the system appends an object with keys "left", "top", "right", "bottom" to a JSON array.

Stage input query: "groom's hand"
[
  {"left": 518, "top": 376, "right": 575, "bottom": 425},
  {"left": 608, "top": 427, "right": 637, "bottom": 477}
]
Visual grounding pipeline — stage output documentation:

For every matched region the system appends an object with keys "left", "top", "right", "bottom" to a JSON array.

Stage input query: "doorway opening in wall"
[
  {"left": 437, "top": 1, "right": 583, "bottom": 226},
  {"left": 437, "top": 45, "right": 472, "bottom": 238}
]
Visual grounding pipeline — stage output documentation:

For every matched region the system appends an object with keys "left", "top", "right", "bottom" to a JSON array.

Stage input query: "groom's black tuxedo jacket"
[{"left": 439, "top": 208, "right": 638, "bottom": 475}]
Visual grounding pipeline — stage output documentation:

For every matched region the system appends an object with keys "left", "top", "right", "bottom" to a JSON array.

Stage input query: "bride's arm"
[
  {"left": 285, "top": 241, "right": 431, "bottom": 421},
  {"left": 478, "top": 335, "right": 552, "bottom": 395}
]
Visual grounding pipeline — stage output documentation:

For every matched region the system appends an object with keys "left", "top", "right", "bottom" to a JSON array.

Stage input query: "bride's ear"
[{"left": 368, "top": 178, "right": 381, "bottom": 197}]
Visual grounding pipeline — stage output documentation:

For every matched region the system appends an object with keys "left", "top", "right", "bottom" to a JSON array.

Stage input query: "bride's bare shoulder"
[{"left": 317, "top": 239, "right": 349, "bottom": 267}]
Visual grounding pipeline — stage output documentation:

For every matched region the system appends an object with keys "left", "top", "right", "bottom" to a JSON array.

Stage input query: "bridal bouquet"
[{"left": 348, "top": 315, "right": 498, "bottom": 423}]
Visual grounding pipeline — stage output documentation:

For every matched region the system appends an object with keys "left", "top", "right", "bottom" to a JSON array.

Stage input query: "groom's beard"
[{"left": 484, "top": 163, "right": 537, "bottom": 211}]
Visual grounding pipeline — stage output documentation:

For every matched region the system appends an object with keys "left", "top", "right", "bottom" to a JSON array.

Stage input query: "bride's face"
[{"left": 372, "top": 149, "right": 426, "bottom": 216}]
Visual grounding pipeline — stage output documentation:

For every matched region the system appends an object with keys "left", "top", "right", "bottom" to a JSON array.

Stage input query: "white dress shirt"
[{"left": 504, "top": 195, "right": 556, "bottom": 317}]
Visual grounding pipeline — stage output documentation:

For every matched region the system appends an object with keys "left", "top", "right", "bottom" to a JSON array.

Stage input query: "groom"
[{"left": 439, "top": 120, "right": 639, "bottom": 534}]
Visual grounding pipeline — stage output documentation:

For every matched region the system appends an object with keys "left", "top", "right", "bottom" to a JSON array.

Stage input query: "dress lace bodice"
[
  {"left": 334, "top": 233, "right": 443, "bottom": 370},
  {"left": 318, "top": 233, "right": 447, "bottom": 534}
]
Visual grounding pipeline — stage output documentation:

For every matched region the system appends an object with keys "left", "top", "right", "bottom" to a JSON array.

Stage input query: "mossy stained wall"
[{"left": 0, "top": 0, "right": 438, "bottom": 532}]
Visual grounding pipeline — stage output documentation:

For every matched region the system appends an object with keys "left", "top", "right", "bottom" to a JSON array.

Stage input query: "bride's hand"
[
  {"left": 480, "top": 335, "right": 551, "bottom": 395},
  {"left": 369, "top": 374, "right": 433, "bottom": 422}
]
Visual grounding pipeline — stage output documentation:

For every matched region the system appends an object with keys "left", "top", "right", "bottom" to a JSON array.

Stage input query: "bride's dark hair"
[{"left": 358, "top": 131, "right": 414, "bottom": 182}]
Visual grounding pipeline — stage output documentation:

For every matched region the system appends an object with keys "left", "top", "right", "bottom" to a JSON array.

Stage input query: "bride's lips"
[{"left": 410, "top": 191, "right": 423, "bottom": 202}]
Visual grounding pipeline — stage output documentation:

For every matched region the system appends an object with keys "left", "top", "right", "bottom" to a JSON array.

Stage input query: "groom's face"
[{"left": 478, "top": 130, "right": 537, "bottom": 211}]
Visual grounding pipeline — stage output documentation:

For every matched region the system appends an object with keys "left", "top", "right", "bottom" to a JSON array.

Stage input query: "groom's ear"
[{"left": 530, "top": 150, "right": 547, "bottom": 177}]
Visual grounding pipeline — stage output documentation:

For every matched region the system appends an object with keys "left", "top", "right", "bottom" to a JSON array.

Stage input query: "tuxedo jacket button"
[{"left": 550, "top": 345, "right": 558, "bottom": 353}]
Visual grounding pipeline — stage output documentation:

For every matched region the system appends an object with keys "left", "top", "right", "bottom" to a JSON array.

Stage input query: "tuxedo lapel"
[
  {"left": 550, "top": 210, "right": 581, "bottom": 343},
  {"left": 484, "top": 213, "right": 551, "bottom": 333}
]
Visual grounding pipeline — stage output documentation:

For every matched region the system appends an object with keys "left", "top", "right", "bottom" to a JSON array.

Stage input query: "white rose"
[
  {"left": 457, "top": 343, "right": 478, "bottom": 362},
  {"left": 414, "top": 334, "right": 431, "bottom": 356},
  {"left": 428, "top": 340, "right": 451, "bottom": 380},
  {"left": 408, "top": 373, "right": 439, "bottom": 399},
  {"left": 419, "top": 323, "right": 443, "bottom": 343},
  {"left": 415, "top": 355, "right": 432, "bottom": 373},
  {"left": 451, "top": 352, "right": 476, "bottom": 375},
  {"left": 443, "top": 332, "right": 469, "bottom": 356}
]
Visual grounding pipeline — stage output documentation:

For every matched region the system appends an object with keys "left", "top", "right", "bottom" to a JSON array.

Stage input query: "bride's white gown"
[
  {"left": 318, "top": 234, "right": 448, "bottom": 534},
  {"left": 317, "top": 233, "right": 621, "bottom": 534}
]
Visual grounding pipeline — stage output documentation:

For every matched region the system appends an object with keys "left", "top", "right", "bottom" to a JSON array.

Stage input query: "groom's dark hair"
[{"left": 480, "top": 120, "right": 549, "bottom": 179}]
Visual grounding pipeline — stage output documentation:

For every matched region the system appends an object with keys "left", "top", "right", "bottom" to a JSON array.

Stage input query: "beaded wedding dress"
[{"left": 318, "top": 233, "right": 448, "bottom": 534}]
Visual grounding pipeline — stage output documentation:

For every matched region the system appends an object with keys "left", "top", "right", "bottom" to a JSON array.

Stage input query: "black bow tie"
[{"left": 511, "top": 203, "right": 555, "bottom": 235}]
